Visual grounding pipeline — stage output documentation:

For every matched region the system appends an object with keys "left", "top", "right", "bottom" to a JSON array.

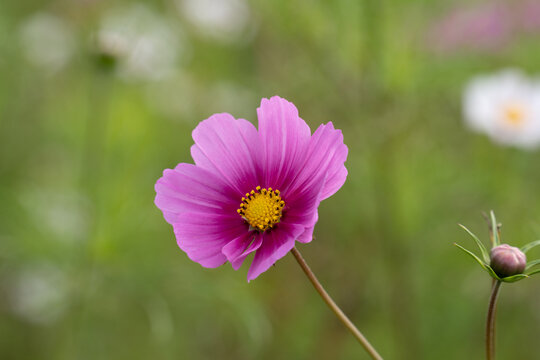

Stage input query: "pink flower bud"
[{"left": 490, "top": 244, "right": 527, "bottom": 277}]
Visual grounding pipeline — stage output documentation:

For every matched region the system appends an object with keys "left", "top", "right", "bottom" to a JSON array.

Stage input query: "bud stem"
[
  {"left": 486, "top": 280, "right": 502, "bottom": 360},
  {"left": 290, "top": 247, "right": 383, "bottom": 360}
]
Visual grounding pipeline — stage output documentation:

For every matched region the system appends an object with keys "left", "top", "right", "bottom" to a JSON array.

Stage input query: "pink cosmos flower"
[{"left": 154, "top": 96, "right": 348, "bottom": 281}]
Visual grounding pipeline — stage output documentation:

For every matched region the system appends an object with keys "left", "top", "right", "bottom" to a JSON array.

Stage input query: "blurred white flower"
[
  {"left": 177, "top": 0, "right": 253, "bottom": 43},
  {"left": 19, "top": 13, "right": 75, "bottom": 73},
  {"left": 19, "top": 187, "right": 88, "bottom": 244},
  {"left": 208, "top": 82, "right": 256, "bottom": 117},
  {"left": 463, "top": 69, "right": 540, "bottom": 148},
  {"left": 96, "top": 4, "right": 185, "bottom": 81},
  {"left": 10, "top": 263, "right": 70, "bottom": 325},
  {"left": 145, "top": 71, "right": 198, "bottom": 119}
]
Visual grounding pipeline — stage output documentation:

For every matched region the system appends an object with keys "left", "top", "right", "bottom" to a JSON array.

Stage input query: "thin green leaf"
[
  {"left": 521, "top": 239, "right": 540, "bottom": 254},
  {"left": 459, "top": 224, "right": 490, "bottom": 263},
  {"left": 454, "top": 243, "right": 484, "bottom": 267},
  {"left": 483, "top": 264, "right": 502, "bottom": 281},
  {"left": 527, "top": 268, "right": 540, "bottom": 277},
  {"left": 525, "top": 259, "right": 540, "bottom": 271},
  {"left": 454, "top": 243, "right": 501, "bottom": 280},
  {"left": 501, "top": 274, "right": 529, "bottom": 283},
  {"left": 490, "top": 211, "right": 500, "bottom": 246}
]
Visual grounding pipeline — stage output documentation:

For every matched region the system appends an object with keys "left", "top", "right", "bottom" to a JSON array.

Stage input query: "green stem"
[
  {"left": 486, "top": 280, "right": 502, "bottom": 360},
  {"left": 290, "top": 247, "right": 383, "bottom": 360}
]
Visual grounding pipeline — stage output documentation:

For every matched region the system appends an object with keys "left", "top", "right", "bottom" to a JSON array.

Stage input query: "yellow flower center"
[
  {"left": 237, "top": 186, "right": 284, "bottom": 231},
  {"left": 503, "top": 105, "right": 525, "bottom": 127}
]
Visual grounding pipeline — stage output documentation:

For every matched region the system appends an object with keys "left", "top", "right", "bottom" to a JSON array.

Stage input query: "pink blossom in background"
[
  {"left": 428, "top": 2, "right": 511, "bottom": 54},
  {"left": 427, "top": 1, "right": 540, "bottom": 55},
  {"left": 520, "top": 0, "right": 540, "bottom": 33},
  {"left": 154, "top": 96, "right": 348, "bottom": 281}
]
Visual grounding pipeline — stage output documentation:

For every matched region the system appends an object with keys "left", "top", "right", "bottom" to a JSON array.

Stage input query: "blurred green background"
[{"left": 2, "top": 0, "right": 540, "bottom": 359}]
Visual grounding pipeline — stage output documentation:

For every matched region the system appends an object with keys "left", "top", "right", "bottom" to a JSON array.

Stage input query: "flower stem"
[
  {"left": 290, "top": 247, "right": 383, "bottom": 360},
  {"left": 486, "top": 280, "right": 502, "bottom": 360}
]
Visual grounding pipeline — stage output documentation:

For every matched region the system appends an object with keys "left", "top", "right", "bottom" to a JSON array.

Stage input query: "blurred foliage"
[{"left": 1, "top": 0, "right": 540, "bottom": 359}]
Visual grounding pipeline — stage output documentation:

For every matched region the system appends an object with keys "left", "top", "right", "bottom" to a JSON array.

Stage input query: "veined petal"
[
  {"left": 173, "top": 212, "right": 246, "bottom": 268},
  {"left": 222, "top": 232, "right": 264, "bottom": 270},
  {"left": 282, "top": 170, "right": 325, "bottom": 228},
  {"left": 286, "top": 122, "right": 348, "bottom": 202},
  {"left": 247, "top": 222, "right": 305, "bottom": 281},
  {"left": 191, "top": 113, "right": 263, "bottom": 194},
  {"left": 296, "top": 212, "right": 318, "bottom": 244},
  {"left": 154, "top": 163, "right": 237, "bottom": 224},
  {"left": 257, "top": 96, "right": 311, "bottom": 189}
]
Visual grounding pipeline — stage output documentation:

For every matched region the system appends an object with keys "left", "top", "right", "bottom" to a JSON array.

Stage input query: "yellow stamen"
[
  {"left": 237, "top": 186, "right": 284, "bottom": 231},
  {"left": 503, "top": 105, "right": 525, "bottom": 127}
]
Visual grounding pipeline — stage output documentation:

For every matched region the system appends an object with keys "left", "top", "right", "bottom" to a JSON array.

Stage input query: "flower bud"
[{"left": 490, "top": 244, "right": 527, "bottom": 277}]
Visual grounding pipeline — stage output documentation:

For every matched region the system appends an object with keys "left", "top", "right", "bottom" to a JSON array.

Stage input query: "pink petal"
[
  {"left": 287, "top": 122, "right": 348, "bottom": 202},
  {"left": 222, "top": 232, "right": 264, "bottom": 270},
  {"left": 173, "top": 212, "right": 246, "bottom": 268},
  {"left": 257, "top": 96, "right": 311, "bottom": 190},
  {"left": 246, "top": 222, "right": 305, "bottom": 281},
  {"left": 282, "top": 170, "right": 325, "bottom": 228},
  {"left": 154, "top": 163, "right": 237, "bottom": 224},
  {"left": 191, "top": 113, "right": 263, "bottom": 194},
  {"left": 296, "top": 212, "right": 318, "bottom": 244}
]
